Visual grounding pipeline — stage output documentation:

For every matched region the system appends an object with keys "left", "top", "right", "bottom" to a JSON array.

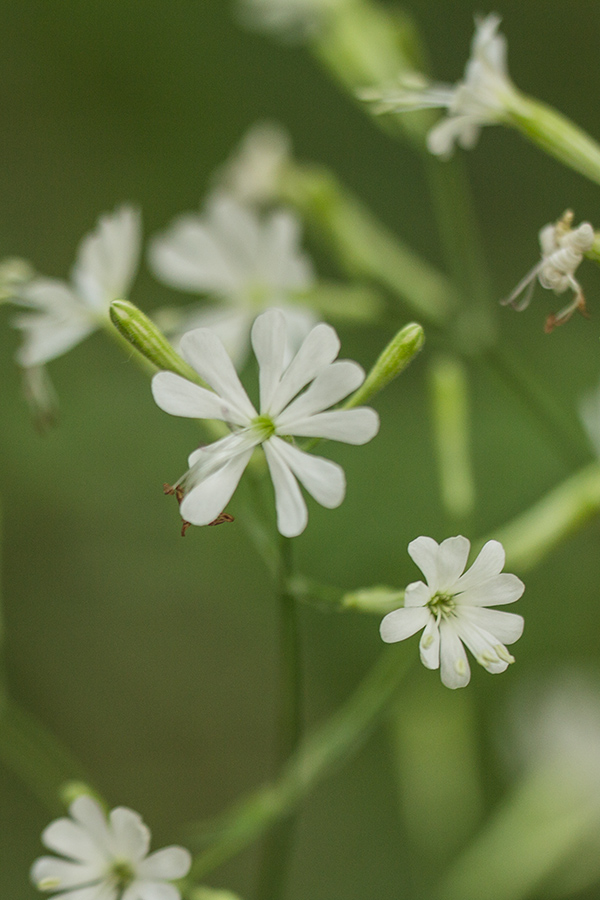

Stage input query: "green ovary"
[
  {"left": 427, "top": 592, "right": 456, "bottom": 619},
  {"left": 252, "top": 415, "right": 276, "bottom": 440}
]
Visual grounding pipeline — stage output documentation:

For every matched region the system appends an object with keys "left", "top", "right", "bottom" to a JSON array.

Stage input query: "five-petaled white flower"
[
  {"left": 149, "top": 192, "right": 316, "bottom": 369},
  {"left": 12, "top": 206, "right": 141, "bottom": 368},
  {"left": 380, "top": 536, "right": 524, "bottom": 689},
  {"left": 151, "top": 308, "right": 379, "bottom": 537},
  {"left": 501, "top": 210, "right": 595, "bottom": 332},
  {"left": 362, "top": 14, "right": 517, "bottom": 158},
  {"left": 31, "top": 794, "right": 191, "bottom": 900}
]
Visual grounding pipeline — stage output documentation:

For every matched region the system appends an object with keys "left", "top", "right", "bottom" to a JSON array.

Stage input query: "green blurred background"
[{"left": 2, "top": 2, "right": 600, "bottom": 897}]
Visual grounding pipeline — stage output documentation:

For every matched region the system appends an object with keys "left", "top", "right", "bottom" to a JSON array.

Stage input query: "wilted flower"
[
  {"left": 362, "top": 14, "right": 518, "bottom": 157},
  {"left": 152, "top": 308, "right": 379, "bottom": 537},
  {"left": 380, "top": 536, "right": 524, "bottom": 689},
  {"left": 502, "top": 210, "right": 595, "bottom": 332},
  {"left": 149, "top": 192, "right": 316, "bottom": 368},
  {"left": 11, "top": 206, "right": 141, "bottom": 367},
  {"left": 31, "top": 794, "right": 191, "bottom": 900}
]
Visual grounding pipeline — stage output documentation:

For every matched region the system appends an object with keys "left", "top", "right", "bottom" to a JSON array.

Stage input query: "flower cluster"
[
  {"left": 502, "top": 211, "right": 595, "bottom": 332},
  {"left": 152, "top": 308, "right": 379, "bottom": 537},
  {"left": 31, "top": 795, "right": 191, "bottom": 900},
  {"left": 380, "top": 536, "right": 524, "bottom": 689},
  {"left": 362, "top": 14, "right": 518, "bottom": 158}
]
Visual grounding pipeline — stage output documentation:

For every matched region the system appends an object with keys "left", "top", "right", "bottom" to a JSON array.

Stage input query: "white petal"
[
  {"left": 14, "top": 315, "right": 95, "bottom": 367},
  {"left": 460, "top": 607, "right": 524, "bottom": 645},
  {"left": 454, "top": 619, "right": 511, "bottom": 674},
  {"left": 108, "top": 807, "right": 150, "bottom": 864},
  {"left": 427, "top": 114, "right": 482, "bottom": 158},
  {"left": 180, "top": 449, "right": 253, "bottom": 525},
  {"left": 41, "top": 818, "right": 106, "bottom": 864},
  {"left": 439, "top": 622, "right": 471, "bottom": 689},
  {"left": 149, "top": 216, "right": 242, "bottom": 294},
  {"left": 127, "top": 883, "right": 181, "bottom": 900},
  {"left": 279, "top": 408, "right": 379, "bottom": 444},
  {"left": 263, "top": 442, "right": 308, "bottom": 537},
  {"left": 435, "top": 536, "right": 471, "bottom": 591},
  {"left": 51, "top": 886, "right": 117, "bottom": 900},
  {"left": 266, "top": 437, "right": 345, "bottom": 508},
  {"left": 407, "top": 536, "right": 441, "bottom": 590},
  {"left": 69, "top": 797, "right": 114, "bottom": 857},
  {"left": 453, "top": 540, "right": 505, "bottom": 592},
  {"left": 251, "top": 309, "right": 287, "bottom": 411},
  {"left": 151, "top": 372, "right": 248, "bottom": 425},
  {"left": 266, "top": 322, "right": 340, "bottom": 418},
  {"left": 419, "top": 616, "right": 441, "bottom": 669},
  {"left": 31, "top": 856, "right": 100, "bottom": 891},
  {"left": 403, "top": 581, "right": 432, "bottom": 608},
  {"left": 458, "top": 573, "right": 525, "bottom": 607},
  {"left": 137, "top": 847, "right": 191, "bottom": 880},
  {"left": 257, "top": 210, "right": 314, "bottom": 291},
  {"left": 179, "top": 328, "right": 256, "bottom": 421},
  {"left": 73, "top": 206, "right": 141, "bottom": 310},
  {"left": 275, "top": 361, "right": 365, "bottom": 426},
  {"left": 379, "top": 607, "right": 429, "bottom": 643},
  {"left": 209, "top": 193, "right": 262, "bottom": 276}
]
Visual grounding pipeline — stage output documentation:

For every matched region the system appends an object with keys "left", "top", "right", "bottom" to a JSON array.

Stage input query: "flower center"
[
  {"left": 109, "top": 859, "right": 136, "bottom": 891},
  {"left": 251, "top": 414, "right": 276, "bottom": 440},
  {"left": 427, "top": 591, "right": 456, "bottom": 619}
]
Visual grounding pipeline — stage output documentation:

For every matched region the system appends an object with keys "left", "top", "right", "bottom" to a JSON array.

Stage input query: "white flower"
[
  {"left": 149, "top": 192, "right": 316, "bottom": 368},
  {"left": 31, "top": 795, "right": 191, "bottom": 900},
  {"left": 12, "top": 206, "right": 141, "bottom": 367},
  {"left": 151, "top": 308, "right": 379, "bottom": 538},
  {"left": 502, "top": 211, "right": 595, "bottom": 332},
  {"left": 237, "top": 0, "right": 346, "bottom": 40},
  {"left": 362, "top": 14, "right": 517, "bottom": 157},
  {"left": 380, "top": 536, "right": 524, "bottom": 689},
  {"left": 216, "top": 121, "right": 291, "bottom": 206}
]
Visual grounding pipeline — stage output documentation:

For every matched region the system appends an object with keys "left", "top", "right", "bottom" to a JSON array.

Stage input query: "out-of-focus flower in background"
[
  {"left": 149, "top": 192, "right": 316, "bottom": 369},
  {"left": 236, "top": 0, "right": 349, "bottom": 41},
  {"left": 380, "top": 536, "right": 524, "bottom": 689}
]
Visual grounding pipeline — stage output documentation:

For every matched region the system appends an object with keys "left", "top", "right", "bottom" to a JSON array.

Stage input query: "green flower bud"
[{"left": 345, "top": 322, "right": 424, "bottom": 409}]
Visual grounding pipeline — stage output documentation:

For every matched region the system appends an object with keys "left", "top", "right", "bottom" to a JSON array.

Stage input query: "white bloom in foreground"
[
  {"left": 12, "top": 206, "right": 141, "bottom": 367},
  {"left": 380, "top": 536, "right": 524, "bottom": 689},
  {"left": 502, "top": 211, "right": 595, "bottom": 332},
  {"left": 362, "top": 14, "right": 517, "bottom": 157},
  {"left": 31, "top": 795, "right": 191, "bottom": 900},
  {"left": 152, "top": 308, "right": 379, "bottom": 537},
  {"left": 237, "top": 0, "right": 347, "bottom": 39},
  {"left": 149, "top": 192, "right": 316, "bottom": 367}
]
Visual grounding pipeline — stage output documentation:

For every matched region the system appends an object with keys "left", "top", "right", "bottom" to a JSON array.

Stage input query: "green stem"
[
  {"left": 187, "top": 647, "right": 412, "bottom": 881},
  {"left": 479, "top": 461, "right": 600, "bottom": 572},
  {"left": 0, "top": 696, "right": 93, "bottom": 814},
  {"left": 254, "top": 537, "right": 301, "bottom": 900}
]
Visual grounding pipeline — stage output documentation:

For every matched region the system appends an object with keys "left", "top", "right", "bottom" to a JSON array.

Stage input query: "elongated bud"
[
  {"left": 59, "top": 781, "right": 105, "bottom": 810},
  {"left": 345, "top": 322, "right": 424, "bottom": 409},
  {"left": 110, "top": 300, "right": 204, "bottom": 385}
]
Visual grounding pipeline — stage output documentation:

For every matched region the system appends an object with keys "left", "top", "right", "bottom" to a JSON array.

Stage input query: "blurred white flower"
[
  {"left": 149, "top": 192, "right": 316, "bottom": 368},
  {"left": 237, "top": 0, "right": 347, "bottom": 40},
  {"left": 31, "top": 794, "right": 191, "bottom": 900},
  {"left": 502, "top": 211, "right": 595, "bottom": 332},
  {"left": 152, "top": 308, "right": 379, "bottom": 537},
  {"left": 216, "top": 121, "right": 291, "bottom": 205},
  {"left": 380, "top": 536, "right": 524, "bottom": 689},
  {"left": 362, "top": 14, "right": 517, "bottom": 157},
  {"left": 12, "top": 206, "right": 141, "bottom": 367}
]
